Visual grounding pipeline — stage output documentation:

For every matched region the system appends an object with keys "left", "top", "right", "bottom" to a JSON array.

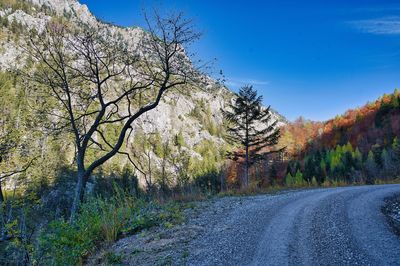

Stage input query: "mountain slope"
[
  {"left": 0, "top": 0, "right": 286, "bottom": 187},
  {"left": 278, "top": 90, "right": 400, "bottom": 185},
  {"left": 280, "top": 90, "right": 400, "bottom": 157}
]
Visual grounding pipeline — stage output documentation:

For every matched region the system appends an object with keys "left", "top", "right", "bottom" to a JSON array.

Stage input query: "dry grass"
[
  {"left": 218, "top": 178, "right": 400, "bottom": 197},
  {"left": 168, "top": 192, "right": 208, "bottom": 203}
]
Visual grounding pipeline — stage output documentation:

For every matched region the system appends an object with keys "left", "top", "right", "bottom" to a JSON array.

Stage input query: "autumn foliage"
[
  {"left": 224, "top": 89, "right": 400, "bottom": 188},
  {"left": 278, "top": 89, "right": 400, "bottom": 185},
  {"left": 283, "top": 89, "right": 400, "bottom": 157}
]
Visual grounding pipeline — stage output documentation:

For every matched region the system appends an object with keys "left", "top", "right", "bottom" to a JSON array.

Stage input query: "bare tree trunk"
[
  {"left": 0, "top": 204, "right": 4, "bottom": 241},
  {"left": 70, "top": 170, "right": 84, "bottom": 222},
  {"left": 0, "top": 181, "right": 4, "bottom": 203},
  {"left": 245, "top": 111, "right": 249, "bottom": 188}
]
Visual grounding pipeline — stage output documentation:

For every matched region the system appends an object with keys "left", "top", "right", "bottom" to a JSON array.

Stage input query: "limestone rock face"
[{"left": 0, "top": 0, "right": 287, "bottom": 185}]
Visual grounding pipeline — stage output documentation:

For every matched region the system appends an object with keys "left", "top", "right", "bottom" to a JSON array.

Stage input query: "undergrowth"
[{"left": 37, "top": 190, "right": 188, "bottom": 265}]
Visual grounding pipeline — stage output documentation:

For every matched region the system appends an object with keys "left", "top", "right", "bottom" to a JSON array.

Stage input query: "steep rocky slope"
[{"left": 0, "top": 0, "right": 286, "bottom": 186}]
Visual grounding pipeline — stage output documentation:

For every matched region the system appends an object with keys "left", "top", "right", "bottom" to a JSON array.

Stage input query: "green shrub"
[
  {"left": 174, "top": 131, "right": 186, "bottom": 147},
  {"left": 39, "top": 193, "right": 186, "bottom": 265},
  {"left": 39, "top": 201, "right": 103, "bottom": 265}
]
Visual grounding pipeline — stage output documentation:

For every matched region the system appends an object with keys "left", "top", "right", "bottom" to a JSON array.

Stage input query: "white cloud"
[
  {"left": 349, "top": 16, "right": 400, "bottom": 35},
  {"left": 352, "top": 7, "right": 400, "bottom": 13},
  {"left": 225, "top": 78, "right": 269, "bottom": 88}
]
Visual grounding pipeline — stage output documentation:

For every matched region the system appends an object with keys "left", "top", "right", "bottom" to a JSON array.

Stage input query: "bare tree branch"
[{"left": 23, "top": 12, "right": 202, "bottom": 220}]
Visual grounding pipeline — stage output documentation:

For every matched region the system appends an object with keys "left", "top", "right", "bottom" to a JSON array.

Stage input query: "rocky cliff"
[{"left": 0, "top": 0, "right": 286, "bottom": 185}]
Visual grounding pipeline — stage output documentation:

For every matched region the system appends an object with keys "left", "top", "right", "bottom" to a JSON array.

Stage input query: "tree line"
[{"left": 285, "top": 138, "right": 400, "bottom": 187}]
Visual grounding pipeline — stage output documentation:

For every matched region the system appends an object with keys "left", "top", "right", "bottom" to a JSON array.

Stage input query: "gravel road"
[{"left": 187, "top": 184, "right": 400, "bottom": 266}]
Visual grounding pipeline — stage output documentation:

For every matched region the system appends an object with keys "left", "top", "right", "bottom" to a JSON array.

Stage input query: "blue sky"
[{"left": 79, "top": 0, "right": 400, "bottom": 121}]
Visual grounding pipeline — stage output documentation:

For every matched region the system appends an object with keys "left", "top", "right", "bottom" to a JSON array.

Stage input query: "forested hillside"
[
  {"left": 0, "top": 0, "right": 226, "bottom": 191},
  {"left": 280, "top": 90, "right": 400, "bottom": 186},
  {"left": 0, "top": 0, "right": 286, "bottom": 194}
]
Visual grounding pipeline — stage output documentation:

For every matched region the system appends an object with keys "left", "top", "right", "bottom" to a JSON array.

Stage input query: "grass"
[
  {"left": 106, "top": 251, "right": 124, "bottom": 265},
  {"left": 38, "top": 192, "right": 190, "bottom": 265},
  {"left": 219, "top": 184, "right": 284, "bottom": 197},
  {"left": 374, "top": 177, "right": 400, "bottom": 185},
  {"left": 218, "top": 178, "right": 400, "bottom": 197},
  {"left": 168, "top": 191, "right": 208, "bottom": 202}
]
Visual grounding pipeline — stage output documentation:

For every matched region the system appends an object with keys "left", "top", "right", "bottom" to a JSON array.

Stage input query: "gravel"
[
  {"left": 382, "top": 193, "right": 400, "bottom": 236},
  {"left": 94, "top": 185, "right": 400, "bottom": 265}
]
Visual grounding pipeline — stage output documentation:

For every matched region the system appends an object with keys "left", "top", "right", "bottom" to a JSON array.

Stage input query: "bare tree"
[
  {"left": 129, "top": 131, "right": 157, "bottom": 192},
  {"left": 156, "top": 139, "right": 172, "bottom": 197},
  {"left": 171, "top": 146, "right": 191, "bottom": 192},
  {"left": 25, "top": 12, "right": 202, "bottom": 221}
]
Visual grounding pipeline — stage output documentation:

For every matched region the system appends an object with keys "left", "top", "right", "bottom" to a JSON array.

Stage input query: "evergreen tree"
[
  {"left": 365, "top": 151, "right": 378, "bottom": 184},
  {"left": 269, "top": 164, "right": 278, "bottom": 186},
  {"left": 381, "top": 149, "right": 396, "bottom": 180},
  {"left": 393, "top": 137, "right": 400, "bottom": 161},
  {"left": 294, "top": 170, "right": 304, "bottom": 186},
  {"left": 353, "top": 148, "right": 363, "bottom": 170},
  {"left": 311, "top": 176, "right": 318, "bottom": 186},
  {"left": 392, "top": 137, "right": 400, "bottom": 176},
  {"left": 286, "top": 160, "right": 301, "bottom": 176},
  {"left": 285, "top": 173, "right": 294, "bottom": 187},
  {"left": 342, "top": 150, "right": 353, "bottom": 181},
  {"left": 174, "top": 131, "right": 185, "bottom": 148},
  {"left": 304, "top": 156, "right": 316, "bottom": 183},
  {"left": 319, "top": 160, "right": 327, "bottom": 184},
  {"left": 371, "top": 143, "right": 383, "bottom": 168},
  {"left": 222, "top": 86, "right": 281, "bottom": 187}
]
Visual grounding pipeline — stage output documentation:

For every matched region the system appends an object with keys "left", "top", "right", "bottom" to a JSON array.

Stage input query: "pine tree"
[
  {"left": 365, "top": 151, "right": 378, "bottom": 184},
  {"left": 381, "top": 149, "right": 396, "bottom": 180},
  {"left": 222, "top": 86, "right": 281, "bottom": 187},
  {"left": 320, "top": 160, "right": 327, "bottom": 184},
  {"left": 353, "top": 148, "right": 363, "bottom": 170},
  {"left": 342, "top": 150, "right": 353, "bottom": 181},
  {"left": 174, "top": 131, "right": 185, "bottom": 148},
  {"left": 285, "top": 173, "right": 293, "bottom": 187},
  {"left": 311, "top": 176, "right": 318, "bottom": 186},
  {"left": 371, "top": 143, "right": 383, "bottom": 167},
  {"left": 392, "top": 137, "right": 400, "bottom": 176},
  {"left": 295, "top": 170, "right": 304, "bottom": 186},
  {"left": 287, "top": 160, "right": 301, "bottom": 176},
  {"left": 393, "top": 137, "right": 400, "bottom": 160},
  {"left": 344, "top": 142, "right": 353, "bottom": 153},
  {"left": 269, "top": 164, "right": 278, "bottom": 186},
  {"left": 304, "top": 156, "right": 317, "bottom": 183}
]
